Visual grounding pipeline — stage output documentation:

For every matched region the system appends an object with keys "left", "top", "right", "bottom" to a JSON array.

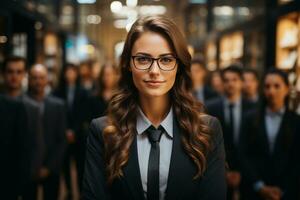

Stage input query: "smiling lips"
[{"left": 144, "top": 80, "right": 165, "bottom": 87}]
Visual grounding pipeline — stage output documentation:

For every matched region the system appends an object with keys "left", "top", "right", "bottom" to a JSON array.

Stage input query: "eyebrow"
[{"left": 134, "top": 52, "right": 175, "bottom": 57}]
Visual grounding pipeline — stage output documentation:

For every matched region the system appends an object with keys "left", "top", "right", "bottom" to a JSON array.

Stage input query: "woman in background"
[
  {"left": 88, "top": 63, "right": 119, "bottom": 120},
  {"left": 241, "top": 69, "right": 300, "bottom": 200}
]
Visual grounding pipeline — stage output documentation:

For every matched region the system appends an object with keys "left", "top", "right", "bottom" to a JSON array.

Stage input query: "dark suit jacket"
[
  {"left": 193, "top": 85, "right": 219, "bottom": 105},
  {"left": 0, "top": 95, "right": 30, "bottom": 199},
  {"left": 206, "top": 97, "right": 256, "bottom": 170},
  {"left": 240, "top": 109, "right": 300, "bottom": 200},
  {"left": 82, "top": 115, "right": 227, "bottom": 200},
  {"left": 54, "top": 86, "right": 89, "bottom": 139},
  {"left": 31, "top": 95, "right": 67, "bottom": 175}
]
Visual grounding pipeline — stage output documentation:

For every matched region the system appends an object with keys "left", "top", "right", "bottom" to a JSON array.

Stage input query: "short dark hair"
[
  {"left": 264, "top": 68, "right": 289, "bottom": 86},
  {"left": 221, "top": 64, "right": 243, "bottom": 80},
  {"left": 2, "top": 55, "right": 27, "bottom": 72},
  {"left": 191, "top": 58, "right": 206, "bottom": 70},
  {"left": 243, "top": 68, "right": 259, "bottom": 81}
]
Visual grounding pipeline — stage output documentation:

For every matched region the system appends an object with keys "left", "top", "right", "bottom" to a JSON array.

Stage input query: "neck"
[
  {"left": 226, "top": 93, "right": 241, "bottom": 103},
  {"left": 5, "top": 88, "right": 21, "bottom": 98},
  {"left": 67, "top": 82, "right": 76, "bottom": 87},
  {"left": 102, "top": 89, "right": 113, "bottom": 101},
  {"left": 246, "top": 92, "right": 257, "bottom": 101},
  {"left": 268, "top": 102, "right": 285, "bottom": 112},
  {"left": 30, "top": 92, "right": 45, "bottom": 102},
  {"left": 193, "top": 82, "right": 204, "bottom": 90},
  {"left": 139, "top": 94, "right": 171, "bottom": 127}
]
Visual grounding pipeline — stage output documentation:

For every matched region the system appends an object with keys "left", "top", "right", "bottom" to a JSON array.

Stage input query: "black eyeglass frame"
[{"left": 131, "top": 55, "right": 178, "bottom": 71}]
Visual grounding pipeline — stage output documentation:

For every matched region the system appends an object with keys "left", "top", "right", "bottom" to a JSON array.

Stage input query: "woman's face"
[
  {"left": 130, "top": 32, "right": 178, "bottom": 98},
  {"left": 264, "top": 74, "right": 289, "bottom": 107}
]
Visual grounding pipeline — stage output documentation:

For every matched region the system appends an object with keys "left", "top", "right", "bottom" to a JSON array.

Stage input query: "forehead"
[
  {"left": 7, "top": 60, "right": 25, "bottom": 69},
  {"left": 131, "top": 32, "right": 173, "bottom": 56},
  {"left": 265, "top": 74, "right": 285, "bottom": 83},
  {"left": 224, "top": 71, "right": 242, "bottom": 79},
  {"left": 30, "top": 67, "right": 47, "bottom": 77}
]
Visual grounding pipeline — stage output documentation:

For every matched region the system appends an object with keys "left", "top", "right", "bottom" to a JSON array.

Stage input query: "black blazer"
[
  {"left": 35, "top": 96, "right": 67, "bottom": 175},
  {"left": 0, "top": 95, "right": 30, "bottom": 199},
  {"left": 240, "top": 109, "right": 300, "bottom": 200},
  {"left": 206, "top": 97, "right": 256, "bottom": 170},
  {"left": 82, "top": 115, "right": 226, "bottom": 200}
]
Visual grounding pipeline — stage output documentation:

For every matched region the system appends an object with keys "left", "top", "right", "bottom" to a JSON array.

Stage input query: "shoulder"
[
  {"left": 87, "top": 116, "right": 108, "bottom": 146},
  {"left": 205, "top": 97, "right": 222, "bottom": 111},
  {"left": 90, "top": 116, "right": 108, "bottom": 131},
  {"left": 46, "top": 95, "right": 65, "bottom": 107},
  {"left": 200, "top": 114, "right": 223, "bottom": 148}
]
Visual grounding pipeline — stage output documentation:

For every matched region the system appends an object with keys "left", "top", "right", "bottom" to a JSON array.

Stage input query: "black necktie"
[
  {"left": 147, "top": 126, "right": 163, "bottom": 200},
  {"left": 228, "top": 103, "right": 235, "bottom": 143}
]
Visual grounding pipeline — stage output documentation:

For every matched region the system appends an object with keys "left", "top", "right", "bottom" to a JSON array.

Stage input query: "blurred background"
[{"left": 1, "top": 0, "right": 300, "bottom": 200}]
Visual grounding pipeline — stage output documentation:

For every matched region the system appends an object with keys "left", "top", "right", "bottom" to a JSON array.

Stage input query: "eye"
[
  {"left": 160, "top": 57, "right": 174, "bottom": 64},
  {"left": 135, "top": 56, "right": 152, "bottom": 64}
]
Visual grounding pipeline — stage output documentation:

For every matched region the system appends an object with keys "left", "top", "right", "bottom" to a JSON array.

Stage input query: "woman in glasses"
[{"left": 82, "top": 16, "right": 226, "bottom": 200}]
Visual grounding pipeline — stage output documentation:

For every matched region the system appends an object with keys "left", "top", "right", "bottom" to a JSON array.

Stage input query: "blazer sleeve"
[
  {"left": 82, "top": 118, "right": 111, "bottom": 200},
  {"left": 198, "top": 116, "right": 227, "bottom": 200}
]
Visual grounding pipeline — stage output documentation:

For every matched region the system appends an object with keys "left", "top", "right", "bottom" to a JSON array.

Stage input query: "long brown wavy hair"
[{"left": 103, "top": 16, "right": 212, "bottom": 184}]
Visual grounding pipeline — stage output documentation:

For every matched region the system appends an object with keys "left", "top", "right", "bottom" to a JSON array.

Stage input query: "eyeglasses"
[{"left": 131, "top": 55, "right": 177, "bottom": 71}]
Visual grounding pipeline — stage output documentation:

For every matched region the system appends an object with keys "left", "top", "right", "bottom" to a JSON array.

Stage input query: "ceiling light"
[
  {"left": 77, "top": 0, "right": 96, "bottom": 4},
  {"left": 86, "top": 15, "right": 101, "bottom": 24},
  {"left": 111, "top": 1, "right": 122, "bottom": 13},
  {"left": 126, "top": 0, "right": 138, "bottom": 7}
]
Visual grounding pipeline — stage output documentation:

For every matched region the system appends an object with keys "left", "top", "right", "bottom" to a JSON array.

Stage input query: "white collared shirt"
[
  {"left": 265, "top": 107, "right": 285, "bottom": 153},
  {"left": 136, "top": 107, "right": 173, "bottom": 200}
]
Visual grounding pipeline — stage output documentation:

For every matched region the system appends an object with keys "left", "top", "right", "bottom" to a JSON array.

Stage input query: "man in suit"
[
  {"left": 1, "top": 55, "right": 41, "bottom": 198},
  {"left": 24, "top": 64, "right": 67, "bottom": 200},
  {"left": 0, "top": 94, "right": 30, "bottom": 199},
  {"left": 206, "top": 65, "right": 256, "bottom": 199},
  {"left": 190, "top": 58, "right": 219, "bottom": 104}
]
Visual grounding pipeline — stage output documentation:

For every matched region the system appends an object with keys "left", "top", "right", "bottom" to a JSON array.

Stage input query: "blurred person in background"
[
  {"left": 53, "top": 63, "right": 89, "bottom": 199},
  {"left": 1, "top": 56, "right": 41, "bottom": 198},
  {"left": 210, "top": 70, "right": 224, "bottom": 95},
  {"left": 206, "top": 65, "right": 256, "bottom": 200},
  {"left": 24, "top": 64, "right": 67, "bottom": 200},
  {"left": 1, "top": 56, "right": 27, "bottom": 97},
  {"left": 241, "top": 69, "right": 300, "bottom": 200},
  {"left": 79, "top": 60, "right": 96, "bottom": 95},
  {"left": 0, "top": 94, "right": 29, "bottom": 199},
  {"left": 243, "top": 68, "right": 260, "bottom": 104},
  {"left": 190, "top": 58, "right": 218, "bottom": 104},
  {"left": 87, "top": 63, "right": 119, "bottom": 120}
]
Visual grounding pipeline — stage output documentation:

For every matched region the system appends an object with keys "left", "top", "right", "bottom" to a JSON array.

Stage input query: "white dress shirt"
[{"left": 136, "top": 107, "right": 173, "bottom": 200}]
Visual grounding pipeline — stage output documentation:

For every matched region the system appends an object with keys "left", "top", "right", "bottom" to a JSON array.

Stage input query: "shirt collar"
[
  {"left": 266, "top": 106, "right": 286, "bottom": 117},
  {"left": 223, "top": 96, "right": 242, "bottom": 107},
  {"left": 136, "top": 106, "right": 173, "bottom": 138}
]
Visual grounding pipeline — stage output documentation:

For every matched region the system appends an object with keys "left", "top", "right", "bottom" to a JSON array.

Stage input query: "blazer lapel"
[
  {"left": 123, "top": 135, "right": 145, "bottom": 200},
  {"left": 261, "top": 116, "right": 271, "bottom": 156},
  {"left": 165, "top": 118, "right": 196, "bottom": 200}
]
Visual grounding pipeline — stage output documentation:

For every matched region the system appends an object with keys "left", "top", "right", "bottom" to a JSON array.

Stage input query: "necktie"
[
  {"left": 228, "top": 103, "right": 235, "bottom": 143},
  {"left": 147, "top": 126, "right": 163, "bottom": 200}
]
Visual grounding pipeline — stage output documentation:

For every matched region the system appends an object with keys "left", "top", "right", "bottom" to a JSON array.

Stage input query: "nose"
[{"left": 148, "top": 60, "right": 160, "bottom": 75}]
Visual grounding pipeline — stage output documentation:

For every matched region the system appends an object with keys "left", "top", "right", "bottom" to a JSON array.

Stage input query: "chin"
[{"left": 141, "top": 89, "right": 169, "bottom": 98}]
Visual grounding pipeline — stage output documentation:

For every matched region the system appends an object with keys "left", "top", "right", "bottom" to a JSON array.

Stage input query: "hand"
[
  {"left": 226, "top": 171, "right": 241, "bottom": 188},
  {"left": 66, "top": 129, "right": 75, "bottom": 143},
  {"left": 259, "top": 185, "right": 282, "bottom": 200},
  {"left": 39, "top": 167, "right": 50, "bottom": 179}
]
